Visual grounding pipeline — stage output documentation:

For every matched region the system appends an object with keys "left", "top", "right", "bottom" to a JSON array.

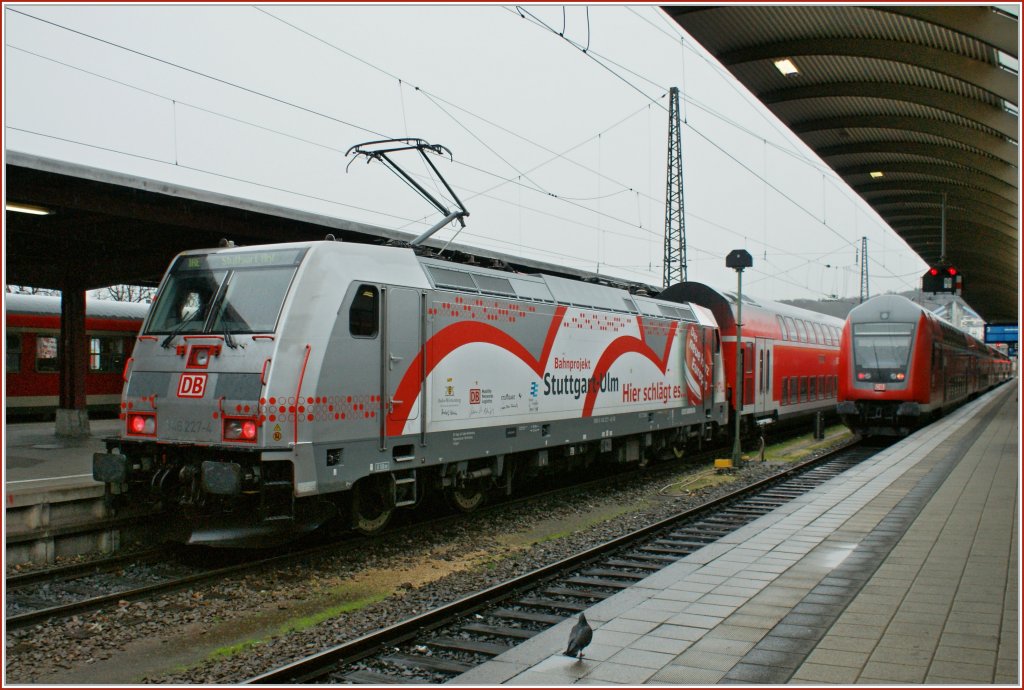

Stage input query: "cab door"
[{"left": 382, "top": 286, "right": 423, "bottom": 443}]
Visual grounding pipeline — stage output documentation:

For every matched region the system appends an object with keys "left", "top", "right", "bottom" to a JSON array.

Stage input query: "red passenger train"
[
  {"left": 4, "top": 294, "right": 149, "bottom": 418},
  {"left": 662, "top": 282, "right": 845, "bottom": 434},
  {"left": 836, "top": 294, "right": 1012, "bottom": 437}
]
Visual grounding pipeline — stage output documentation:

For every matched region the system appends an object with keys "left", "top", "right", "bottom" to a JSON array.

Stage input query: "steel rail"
[{"left": 246, "top": 438, "right": 861, "bottom": 684}]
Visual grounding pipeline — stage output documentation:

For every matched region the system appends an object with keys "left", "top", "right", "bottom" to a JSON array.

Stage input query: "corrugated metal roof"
[{"left": 665, "top": 5, "right": 1019, "bottom": 324}]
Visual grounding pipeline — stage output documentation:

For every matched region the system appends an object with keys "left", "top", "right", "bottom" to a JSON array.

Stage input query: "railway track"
[
  {"left": 5, "top": 428, "right": 847, "bottom": 636},
  {"left": 246, "top": 441, "right": 873, "bottom": 684}
]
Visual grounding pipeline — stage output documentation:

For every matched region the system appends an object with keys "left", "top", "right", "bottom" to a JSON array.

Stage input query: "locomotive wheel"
[
  {"left": 445, "top": 480, "right": 487, "bottom": 513},
  {"left": 351, "top": 478, "right": 392, "bottom": 534}
]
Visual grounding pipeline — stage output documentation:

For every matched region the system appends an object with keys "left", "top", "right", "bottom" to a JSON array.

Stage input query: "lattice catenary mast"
[
  {"left": 663, "top": 86, "right": 687, "bottom": 287},
  {"left": 859, "top": 236, "right": 869, "bottom": 303}
]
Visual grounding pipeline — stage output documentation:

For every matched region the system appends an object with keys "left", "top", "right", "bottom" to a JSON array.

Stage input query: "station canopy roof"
[{"left": 664, "top": 5, "right": 1019, "bottom": 324}]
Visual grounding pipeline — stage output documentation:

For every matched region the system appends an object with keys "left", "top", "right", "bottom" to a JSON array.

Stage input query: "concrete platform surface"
[
  {"left": 4, "top": 418, "right": 120, "bottom": 503},
  {"left": 451, "top": 383, "right": 1019, "bottom": 686}
]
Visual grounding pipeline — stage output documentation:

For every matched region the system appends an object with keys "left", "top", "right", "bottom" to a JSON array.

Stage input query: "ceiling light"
[
  {"left": 870, "top": 171, "right": 884, "bottom": 178},
  {"left": 773, "top": 58, "right": 799, "bottom": 76},
  {"left": 6, "top": 202, "right": 53, "bottom": 216}
]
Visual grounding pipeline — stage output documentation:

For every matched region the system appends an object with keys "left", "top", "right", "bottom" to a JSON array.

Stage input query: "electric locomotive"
[
  {"left": 93, "top": 240, "right": 727, "bottom": 546},
  {"left": 836, "top": 294, "right": 1011, "bottom": 437}
]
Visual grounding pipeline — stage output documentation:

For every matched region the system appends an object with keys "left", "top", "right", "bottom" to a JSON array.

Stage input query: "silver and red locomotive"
[
  {"left": 93, "top": 240, "right": 730, "bottom": 545},
  {"left": 836, "top": 294, "right": 1011, "bottom": 437}
]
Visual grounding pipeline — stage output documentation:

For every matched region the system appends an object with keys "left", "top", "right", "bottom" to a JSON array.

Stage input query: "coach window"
[
  {"left": 89, "top": 337, "right": 126, "bottom": 373},
  {"left": 784, "top": 317, "right": 797, "bottom": 342},
  {"left": 794, "top": 320, "right": 807, "bottom": 342},
  {"left": 777, "top": 315, "right": 789, "bottom": 340},
  {"left": 7, "top": 333, "right": 22, "bottom": 373},
  {"left": 35, "top": 335, "right": 59, "bottom": 373},
  {"left": 780, "top": 377, "right": 787, "bottom": 405},
  {"left": 349, "top": 285, "right": 379, "bottom": 337},
  {"left": 809, "top": 376, "right": 817, "bottom": 400},
  {"left": 810, "top": 322, "right": 822, "bottom": 344},
  {"left": 798, "top": 376, "right": 807, "bottom": 402}
]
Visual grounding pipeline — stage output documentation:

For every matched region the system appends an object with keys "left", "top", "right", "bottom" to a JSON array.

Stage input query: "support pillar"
[{"left": 56, "top": 287, "right": 90, "bottom": 438}]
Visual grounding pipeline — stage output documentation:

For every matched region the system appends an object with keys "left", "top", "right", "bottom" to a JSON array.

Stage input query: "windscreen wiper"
[{"left": 161, "top": 311, "right": 201, "bottom": 348}]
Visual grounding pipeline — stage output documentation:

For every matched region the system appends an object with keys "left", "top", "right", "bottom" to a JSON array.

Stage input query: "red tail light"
[
  {"left": 223, "top": 416, "right": 258, "bottom": 443},
  {"left": 127, "top": 412, "right": 156, "bottom": 436}
]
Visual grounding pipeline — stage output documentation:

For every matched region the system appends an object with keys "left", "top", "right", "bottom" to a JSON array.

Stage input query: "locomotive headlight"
[
  {"left": 896, "top": 372, "right": 905, "bottom": 381},
  {"left": 127, "top": 413, "right": 156, "bottom": 437},
  {"left": 223, "top": 417, "right": 258, "bottom": 443}
]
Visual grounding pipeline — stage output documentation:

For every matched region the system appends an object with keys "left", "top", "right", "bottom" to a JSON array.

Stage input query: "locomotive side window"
[
  {"left": 36, "top": 335, "right": 59, "bottom": 372},
  {"left": 349, "top": 285, "right": 379, "bottom": 338},
  {"left": 6, "top": 333, "right": 21, "bottom": 373}
]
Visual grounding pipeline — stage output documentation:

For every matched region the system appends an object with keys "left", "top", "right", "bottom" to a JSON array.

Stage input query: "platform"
[
  {"left": 4, "top": 417, "right": 119, "bottom": 504},
  {"left": 451, "top": 382, "right": 1019, "bottom": 685}
]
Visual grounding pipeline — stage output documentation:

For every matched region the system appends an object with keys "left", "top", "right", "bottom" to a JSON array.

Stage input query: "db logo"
[
  {"left": 469, "top": 388, "right": 481, "bottom": 405},
  {"left": 177, "top": 373, "right": 208, "bottom": 398}
]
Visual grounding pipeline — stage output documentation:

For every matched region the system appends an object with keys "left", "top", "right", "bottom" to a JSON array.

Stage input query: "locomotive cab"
[{"left": 94, "top": 245, "right": 323, "bottom": 546}]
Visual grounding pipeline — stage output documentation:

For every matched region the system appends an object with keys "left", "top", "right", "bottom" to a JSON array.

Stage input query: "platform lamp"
[{"left": 726, "top": 249, "right": 753, "bottom": 465}]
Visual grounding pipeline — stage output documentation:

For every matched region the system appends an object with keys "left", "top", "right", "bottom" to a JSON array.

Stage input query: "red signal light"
[
  {"left": 929, "top": 268, "right": 939, "bottom": 276},
  {"left": 127, "top": 412, "right": 156, "bottom": 436},
  {"left": 242, "top": 420, "right": 257, "bottom": 440},
  {"left": 947, "top": 266, "right": 957, "bottom": 276}
]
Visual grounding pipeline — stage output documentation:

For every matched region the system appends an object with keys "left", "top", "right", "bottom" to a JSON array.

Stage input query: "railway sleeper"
[
  {"left": 621, "top": 551, "right": 678, "bottom": 563},
  {"left": 427, "top": 636, "right": 513, "bottom": 657},
  {"left": 580, "top": 567, "right": 649, "bottom": 580},
  {"left": 663, "top": 531, "right": 720, "bottom": 542},
  {"left": 492, "top": 608, "right": 568, "bottom": 625},
  {"left": 564, "top": 576, "right": 633, "bottom": 589},
  {"left": 515, "top": 596, "right": 589, "bottom": 612},
  {"left": 381, "top": 653, "right": 472, "bottom": 675},
  {"left": 603, "top": 558, "right": 663, "bottom": 571},
  {"left": 642, "top": 545, "right": 696, "bottom": 556},
  {"left": 460, "top": 623, "right": 537, "bottom": 640},
  {"left": 342, "top": 670, "right": 422, "bottom": 684},
  {"left": 543, "top": 586, "right": 613, "bottom": 600}
]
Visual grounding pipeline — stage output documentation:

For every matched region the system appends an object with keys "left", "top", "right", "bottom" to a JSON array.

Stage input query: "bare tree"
[
  {"left": 5, "top": 285, "right": 60, "bottom": 296},
  {"left": 97, "top": 284, "right": 156, "bottom": 303}
]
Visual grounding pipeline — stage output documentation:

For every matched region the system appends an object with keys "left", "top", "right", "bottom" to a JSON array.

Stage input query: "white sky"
[{"left": 3, "top": 4, "right": 930, "bottom": 302}]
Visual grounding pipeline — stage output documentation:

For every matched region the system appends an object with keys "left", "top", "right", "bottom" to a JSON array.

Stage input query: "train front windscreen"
[
  {"left": 145, "top": 247, "right": 308, "bottom": 340},
  {"left": 851, "top": 322, "right": 914, "bottom": 383}
]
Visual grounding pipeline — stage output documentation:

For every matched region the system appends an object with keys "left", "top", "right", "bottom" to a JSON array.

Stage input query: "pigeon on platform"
[{"left": 564, "top": 613, "right": 593, "bottom": 659}]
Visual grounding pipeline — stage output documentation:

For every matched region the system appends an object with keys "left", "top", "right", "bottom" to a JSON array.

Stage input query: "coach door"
[
  {"left": 382, "top": 287, "right": 423, "bottom": 446},
  {"left": 755, "top": 337, "right": 771, "bottom": 415}
]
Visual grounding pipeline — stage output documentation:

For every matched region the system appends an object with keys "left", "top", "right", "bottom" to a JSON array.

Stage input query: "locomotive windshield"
[
  {"left": 852, "top": 322, "right": 914, "bottom": 382},
  {"left": 146, "top": 248, "right": 307, "bottom": 338}
]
